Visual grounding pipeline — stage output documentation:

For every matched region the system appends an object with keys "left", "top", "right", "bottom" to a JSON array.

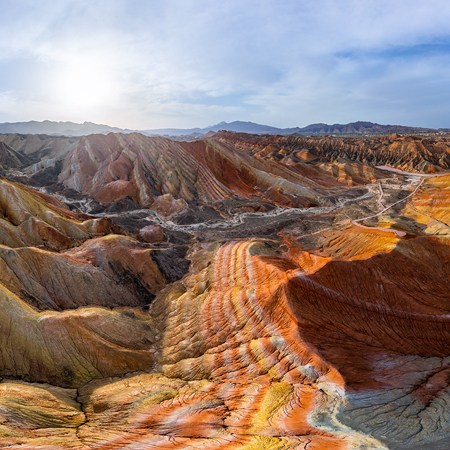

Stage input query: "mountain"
[
  {"left": 142, "top": 120, "right": 301, "bottom": 136},
  {"left": 0, "top": 120, "right": 127, "bottom": 136},
  {"left": 296, "top": 120, "right": 440, "bottom": 135},
  {"left": 144, "top": 120, "right": 448, "bottom": 136},
  {"left": 206, "top": 120, "right": 282, "bottom": 134},
  {"left": 1, "top": 119, "right": 448, "bottom": 137},
  {"left": 142, "top": 120, "right": 280, "bottom": 136}
]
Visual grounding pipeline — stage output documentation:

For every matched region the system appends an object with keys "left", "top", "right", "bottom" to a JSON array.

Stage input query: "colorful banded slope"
[{"left": 0, "top": 131, "right": 449, "bottom": 449}]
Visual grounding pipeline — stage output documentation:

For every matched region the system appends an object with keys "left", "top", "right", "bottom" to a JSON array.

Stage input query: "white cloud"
[{"left": 0, "top": 0, "right": 450, "bottom": 127}]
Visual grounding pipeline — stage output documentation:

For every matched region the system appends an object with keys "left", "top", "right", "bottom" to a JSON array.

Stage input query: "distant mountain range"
[
  {"left": 0, "top": 120, "right": 127, "bottom": 136},
  {"left": 0, "top": 119, "right": 448, "bottom": 137},
  {"left": 143, "top": 121, "right": 283, "bottom": 136},
  {"left": 144, "top": 120, "right": 449, "bottom": 136}
]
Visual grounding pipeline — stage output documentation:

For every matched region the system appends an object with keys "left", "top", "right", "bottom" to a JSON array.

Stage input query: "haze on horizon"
[{"left": 0, "top": 0, "right": 450, "bottom": 130}]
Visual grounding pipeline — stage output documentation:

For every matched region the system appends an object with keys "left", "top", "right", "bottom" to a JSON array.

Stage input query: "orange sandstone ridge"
[{"left": 0, "top": 132, "right": 449, "bottom": 449}]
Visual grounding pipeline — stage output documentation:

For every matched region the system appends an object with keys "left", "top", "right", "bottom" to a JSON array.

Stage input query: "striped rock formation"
[
  {"left": 0, "top": 178, "right": 110, "bottom": 249},
  {"left": 58, "top": 133, "right": 325, "bottom": 211},
  {"left": 0, "top": 132, "right": 449, "bottom": 449},
  {"left": 214, "top": 132, "right": 450, "bottom": 175}
]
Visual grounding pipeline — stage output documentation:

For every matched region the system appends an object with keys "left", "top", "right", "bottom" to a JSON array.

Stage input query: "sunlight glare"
[{"left": 52, "top": 58, "right": 118, "bottom": 112}]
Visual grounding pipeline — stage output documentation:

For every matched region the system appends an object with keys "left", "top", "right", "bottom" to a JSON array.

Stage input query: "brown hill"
[{"left": 214, "top": 131, "right": 450, "bottom": 174}]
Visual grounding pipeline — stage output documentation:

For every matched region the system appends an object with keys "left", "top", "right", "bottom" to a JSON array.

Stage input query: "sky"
[{"left": 0, "top": 0, "right": 450, "bottom": 129}]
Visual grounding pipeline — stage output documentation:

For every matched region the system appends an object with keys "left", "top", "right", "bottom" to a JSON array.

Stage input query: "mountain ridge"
[
  {"left": 0, "top": 120, "right": 127, "bottom": 136},
  {"left": 1, "top": 119, "right": 448, "bottom": 137},
  {"left": 144, "top": 119, "right": 450, "bottom": 136}
]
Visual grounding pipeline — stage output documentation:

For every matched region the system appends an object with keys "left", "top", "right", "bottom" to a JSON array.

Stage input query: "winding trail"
[
  {"left": 35, "top": 164, "right": 449, "bottom": 238},
  {"left": 138, "top": 190, "right": 374, "bottom": 234},
  {"left": 353, "top": 177, "right": 424, "bottom": 224}
]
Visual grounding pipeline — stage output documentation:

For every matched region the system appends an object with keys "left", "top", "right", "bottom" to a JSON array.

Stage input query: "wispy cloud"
[{"left": 0, "top": 0, "right": 450, "bottom": 128}]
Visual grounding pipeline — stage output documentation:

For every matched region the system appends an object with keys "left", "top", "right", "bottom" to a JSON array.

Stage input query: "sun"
[{"left": 52, "top": 58, "right": 118, "bottom": 112}]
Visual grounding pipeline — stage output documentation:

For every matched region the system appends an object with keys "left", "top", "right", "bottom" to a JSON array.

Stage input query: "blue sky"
[{"left": 0, "top": 0, "right": 450, "bottom": 128}]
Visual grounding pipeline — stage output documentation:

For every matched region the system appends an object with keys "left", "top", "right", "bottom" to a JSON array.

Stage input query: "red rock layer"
[
  {"left": 181, "top": 139, "right": 325, "bottom": 206},
  {"left": 58, "top": 133, "right": 325, "bottom": 210},
  {"left": 214, "top": 132, "right": 450, "bottom": 173}
]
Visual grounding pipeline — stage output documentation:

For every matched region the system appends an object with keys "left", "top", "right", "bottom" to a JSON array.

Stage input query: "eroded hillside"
[{"left": 0, "top": 131, "right": 449, "bottom": 449}]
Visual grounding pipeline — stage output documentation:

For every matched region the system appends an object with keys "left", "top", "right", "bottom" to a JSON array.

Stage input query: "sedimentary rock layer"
[
  {"left": 0, "top": 132, "right": 448, "bottom": 449},
  {"left": 0, "top": 178, "right": 110, "bottom": 249},
  {"left": 214, "top": 132, "right": 450, "bottom": 173}
]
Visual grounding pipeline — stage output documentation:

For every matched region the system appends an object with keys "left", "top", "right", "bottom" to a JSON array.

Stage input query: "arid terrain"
[{"left": 0, "top": 131, "right": 449, "bottom": 449}]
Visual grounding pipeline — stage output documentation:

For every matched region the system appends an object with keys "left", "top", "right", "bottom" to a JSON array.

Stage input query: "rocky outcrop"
[
  {"left": 0, "top": 283, "right": 158, "bottom": 386},
  {"left": 402, "top": 174, "right": 450, "bottom": 234},
  {"left": 0, "top": 141, "right": 30, "bottom": 172},
  {"left": 0, "top": 178, "right": 110, "bottom": 249},
  {"left": 214, "top": 132, "right": 450, "bottom": 175},
  {"left": 0, "top": 235, "right": 166, "bottom": 311}
]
